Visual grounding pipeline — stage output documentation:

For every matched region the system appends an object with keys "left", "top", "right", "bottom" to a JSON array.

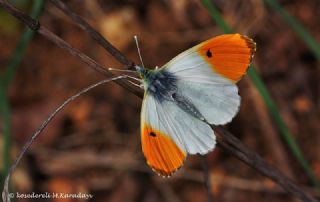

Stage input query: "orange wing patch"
[
  {"left": 141, "top": 123, "right": 186, "bottom": 177},
  {"left": 198, "top": 34, "right": 256, "bottom": 82}
]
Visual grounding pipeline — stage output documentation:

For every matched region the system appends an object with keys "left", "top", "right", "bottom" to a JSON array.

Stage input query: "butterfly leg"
[{"left": 119, "top": 74, "right": 144, "bottom": 89}]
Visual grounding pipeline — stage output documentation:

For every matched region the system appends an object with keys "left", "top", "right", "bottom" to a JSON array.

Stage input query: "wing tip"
[
  {"left": 239, "top": 34, "right": 257, "bottom": 62},
  {"left": 197, "top": 33, "right": 256, "bottom": 82},
  {"left": 141, "top": 124, "right": 187, "bottom": 177}
]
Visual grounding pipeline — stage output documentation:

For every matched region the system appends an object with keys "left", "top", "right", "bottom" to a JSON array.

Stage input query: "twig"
[
  {"left": 0, "top": 1, "right": 318, "bottom": 202},
  {"left": 0, "top": 1, "right": 44, "bottom": 185},
  {"left": 0, "top": 1, "right": 44, "bottom": 86},
  {"left": 0, "top": 0, "right": 142, "bottom": 98},
  {"left": 48, "top": 0, "right": 134, "bottom": 68},
  {"left": 2, "top": 76, "right": 128, "bottom": 202},
  {"left": 37, "top": 27, "right": 142, "bottom": 98},
  {"left": 214, "top": 126, "right": 318, "bottom": 202},
  {"left": 247, "top": 83, "right": 294, "bottom": 178}
]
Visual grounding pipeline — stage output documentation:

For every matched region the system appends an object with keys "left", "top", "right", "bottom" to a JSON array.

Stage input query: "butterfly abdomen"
[
  {"left": 171, "top": 92, "right": 206, "bottom": 122},
  {"left": 143, "top": 69, "right": 177, "bottom": 102}
]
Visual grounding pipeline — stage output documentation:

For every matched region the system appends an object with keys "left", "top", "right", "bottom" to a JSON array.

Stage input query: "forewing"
[
  {"left": 163, "top": 34, "right": 255, "bottom": 125},
  {"left": 164, "top": 34, "right": 256, "bottom": 83}
]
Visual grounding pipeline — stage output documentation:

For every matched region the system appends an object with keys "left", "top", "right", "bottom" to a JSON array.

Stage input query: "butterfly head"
[
  {"left": 135, "top": 65, "right": 149, "bottom": 80},
  {"left": 135, "top": 65, "right": 148, "bottom": 79}
]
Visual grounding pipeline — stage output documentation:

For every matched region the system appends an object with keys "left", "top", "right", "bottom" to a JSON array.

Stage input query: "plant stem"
[
  {"left": 0, "top": 88, "right": 11, "bottom": 182},
  {"left": 1, "top": 0, "right": 44, "bottom": 85},
  {"left": 0, "top": 0, "right": 44, "bottom": 187},
  {"left": 263, "top": 0, "right": 320, "bottom": 61}
]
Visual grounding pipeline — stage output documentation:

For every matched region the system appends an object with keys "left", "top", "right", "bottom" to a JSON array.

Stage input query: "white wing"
[
  {"left": 163, "top": 51, "right": 241, "bottom": 125},
  {"left": 161, "top": 34, "right": 255, "bottom": 125},
  {"left": 142, "top": 94, "right": 216, "bottom": 154},
  {"left": 140, "top": 93, "right": 216, "bottom": 176},
  {"left": 175, "top": 79, "right": 240, "bottom": 125}
]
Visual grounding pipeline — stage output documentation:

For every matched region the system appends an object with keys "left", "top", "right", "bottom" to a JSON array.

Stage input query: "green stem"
[
  {"left": 263, "top": 0, "right": 320, "bottom": 61},
  {"left": 201, "top": 0, "right": 320, "bottom": 191},
  {"left": 1, "top": 0, "right": 44, "bottom": 86},
  {"left": 0, "top": 88, "right": 11, "bottom": 182},
  {"left": 0, "top": 0, "right": 44, "bottom": 188},
  {"left": 201, "top": 0, "right": 232, "bottom": 34},
  {"left": 248, "top": 67, "right": 320, "bottom": 190}
]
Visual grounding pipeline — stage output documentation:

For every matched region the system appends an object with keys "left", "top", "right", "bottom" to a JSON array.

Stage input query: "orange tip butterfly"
[{"left": 134, "top": 34, "right": 256, "bottom": 177}]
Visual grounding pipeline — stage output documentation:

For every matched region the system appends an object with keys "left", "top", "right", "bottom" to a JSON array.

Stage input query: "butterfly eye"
[
  {"left": 149, "top": 132, "right": 157, "bottom": 137},
  {"left": 206, "top": 49, "right": 213, "bottom": 58}
]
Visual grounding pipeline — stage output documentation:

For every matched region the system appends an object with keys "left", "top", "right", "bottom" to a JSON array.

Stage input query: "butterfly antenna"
[
  {"left": 108, "top": 68, "right": 136, "bottom": 73},
  {"left": 134, "top": 35, "right": 145, "bottom": 68}
]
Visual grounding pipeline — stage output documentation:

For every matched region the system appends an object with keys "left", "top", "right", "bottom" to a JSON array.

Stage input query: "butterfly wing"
[
  {"left": 141, "top": 93, "right": 215, "bottom": 176},
  {"left": 164, "top": 34, "right": 256, "bottom": 125},
  {"left": 165, "top": 34, "right": 256, "bottom": 83},
  {"left": 139, "top": 34, "right": 255, "bottom": 175}
]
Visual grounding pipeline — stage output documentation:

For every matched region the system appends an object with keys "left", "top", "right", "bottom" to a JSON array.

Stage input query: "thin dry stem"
[{"left": 2, "top": 76, "right": 127, "bottom": 202}]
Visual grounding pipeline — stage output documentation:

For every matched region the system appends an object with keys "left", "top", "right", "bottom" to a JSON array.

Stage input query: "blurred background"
[{"left": 0, "top": 0, "right": 319, "bottom": 201}]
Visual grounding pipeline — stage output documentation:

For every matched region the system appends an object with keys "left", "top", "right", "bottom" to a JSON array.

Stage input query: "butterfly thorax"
[
  {"left": 136, "top": 66, "right": 206, "bottom": 122},
  {"left": 136, "top": 65, "right": 177, "bottom": 102}
]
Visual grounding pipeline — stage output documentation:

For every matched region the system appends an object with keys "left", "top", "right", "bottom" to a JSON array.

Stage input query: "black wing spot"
[
  {"left": 171, "top": 93, "right": 177, "bottom": 99},
  {"left": 206, "top": 49, "right": 213, "bottom": 58},
  {"left": 149, "top": 132, "right": 157, "bottom": 137}
]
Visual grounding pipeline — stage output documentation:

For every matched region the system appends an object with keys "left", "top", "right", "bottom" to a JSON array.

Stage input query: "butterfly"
[{"left": 134, "top": 34, "right": 256, "bottom": 177}]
